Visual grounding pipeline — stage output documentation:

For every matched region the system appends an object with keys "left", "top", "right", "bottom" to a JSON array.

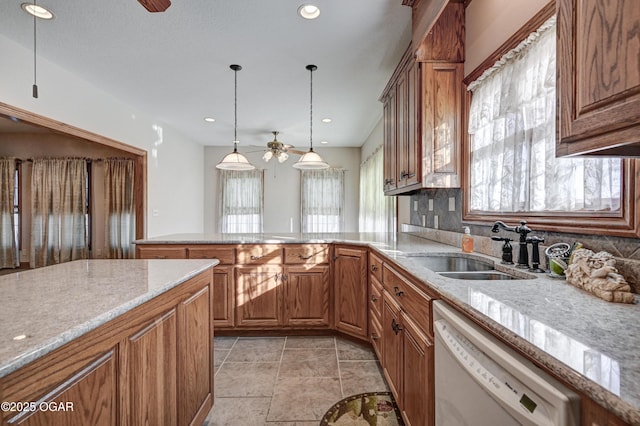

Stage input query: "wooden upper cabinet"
[
  {"left": 383, "top": 90, "right": 398, "bottom": 192},
  {"left": 421, "top": 62, "right": 463, "bottom": 188},
  {"left": 557, "top": 0, "right": 640, "bottom": 156}
]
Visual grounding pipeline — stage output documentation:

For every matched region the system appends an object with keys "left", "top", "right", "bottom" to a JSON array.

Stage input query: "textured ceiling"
[{"left": 0, "top": 0, "right": 411, "bottom": 149}]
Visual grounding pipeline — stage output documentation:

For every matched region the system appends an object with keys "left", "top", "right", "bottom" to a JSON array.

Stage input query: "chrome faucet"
[{"left": 492, "top": 220, "right": 531, "bottom": 268}]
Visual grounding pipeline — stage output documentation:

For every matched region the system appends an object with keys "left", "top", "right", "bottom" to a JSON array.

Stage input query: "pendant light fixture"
[
  {"left": 216, "top": 64, "right": 255, "bottom": 170},
  {"left": 293, "top": 64, "right": 330, "bottom": 170}
]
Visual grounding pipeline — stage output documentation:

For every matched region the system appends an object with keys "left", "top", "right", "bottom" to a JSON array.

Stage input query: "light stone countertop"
[
  {"left": 0, "top": 259, "right": 217, "bottom": 379},
  {"left": 135, "top": 232, "right": 640, "bottom": 424}
]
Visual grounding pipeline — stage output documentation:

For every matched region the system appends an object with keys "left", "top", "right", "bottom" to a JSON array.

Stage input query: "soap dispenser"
[{"left": 461, "top": 226, "right": 474, "bottom": 253}]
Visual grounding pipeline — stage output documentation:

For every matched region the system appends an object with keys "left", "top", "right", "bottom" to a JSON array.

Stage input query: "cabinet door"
[
  {"left": 213, "top": 266, "right": 235, "bottom": 328},
  {"left": 421, "top": 62, "right": 462, "bottom": 188},
  {"left": 333, "top": 246, "right": 368, "bottom": 339},
  {"left": 123, "top": 310, "right": 178, "bottom": 426},
  {"left": 370, "top": 314, "right": 384, "bottom": 363},
  {"left": 8, "top": 352, "right": 117, "bottom": 426},
  {"left": 383, "top": 91, "right": 397, "bottom": 192},
  {"left": 283, "top": 265, "right": 331, "bottom": 327},
  {"left": 557, "top": 0, "right": 640, "bottom": 156},
  {"left": 382, "top": 293, "right": 403, "bottom": 403},
  {"left": 236, "top": 265, "right": 283, "bottom": 328},
  {"left": 177, "top": 285, "right": 213, "bottom": 426},
  {"left": 136, "top": 246, "right": 187, "bottom": 259},
  {"left": 396, "top": 71, "right": 409, "bottom": 187},
  {"left": 402, "top": 312, "right": 434, "bottom": 426},
  {"left": 405, "top": 60, "right": 421, "bottom": 187}
]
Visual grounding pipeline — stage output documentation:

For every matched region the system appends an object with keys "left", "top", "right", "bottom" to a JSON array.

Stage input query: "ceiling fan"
[
  {"left": 259, "top": 131, "right": 306, "bottom": 164},
  {"left": 138, "top": 0, "right": 171, "bottom": 12}
]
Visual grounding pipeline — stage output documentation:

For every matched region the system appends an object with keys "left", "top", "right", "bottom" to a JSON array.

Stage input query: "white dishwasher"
[{"left": 433, "top": 301, "right": 580, "bottom": 426}]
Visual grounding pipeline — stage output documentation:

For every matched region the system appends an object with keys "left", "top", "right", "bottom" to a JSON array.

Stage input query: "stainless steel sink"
[
  {"left": 438, "top": 271, "right": 521, "bottom": 280},
  {"left": 410, "top": 255, "right": 495, "bottom": 272}
]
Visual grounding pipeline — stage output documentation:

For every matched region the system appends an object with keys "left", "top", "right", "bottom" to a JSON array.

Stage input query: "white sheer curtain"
[
  {"left": 104, "top": 158, "right": 136, "bottom": 259},
  {"left": 0, "top": 158, "right": 19, "bottom": 268},
  {"left": 301, "top": 168, "right": 345, "bottom": 233},
  {"left": 30, "top": 158, "right": 88, "bottom": 268},
  {"left": 359, "top": 146, "right": 396, "bottom": 232},
  {"left": 468, "top": 17, "right": 621, "bottom": 213},
  {"left": 219, "top": 169, "right": 264, "bottom": 233}
]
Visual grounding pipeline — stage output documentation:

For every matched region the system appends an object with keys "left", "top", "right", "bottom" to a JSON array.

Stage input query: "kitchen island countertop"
[
  {"left": 0, "top": 259, "right": 217, "bottom": 379},
  {"left": 135, "top": 232, "right": 640, "bottom": 424}
]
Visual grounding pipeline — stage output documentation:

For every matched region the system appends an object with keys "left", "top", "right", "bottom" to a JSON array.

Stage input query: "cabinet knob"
[
  {"left": 371, "top": 264, "right": 378, "bottom": 272},
  {"left": 298, "top": 254, "right": 313, "bottom": 260},
  {"left": 391, "top": 318, "right": 403, "bottom": 335},
  {"left": 400, "top": 171, "right": 408, "bottom": 179},
  {"left": 250, "top": 255, "right": 263, "bottom": 260},
  {"left": 371, "top": 333, "right": 379, "bottom": 341},
  {"left": 394, "top": 286, "right": 404, "bottom": 297},
  {"left": 371, "top": 295, "right": 378, "bottom": 302}
]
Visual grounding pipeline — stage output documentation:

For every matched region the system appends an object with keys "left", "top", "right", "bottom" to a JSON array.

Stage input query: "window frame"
[{"left": 461, "top": 1, "right": 640, "bottom": 238}]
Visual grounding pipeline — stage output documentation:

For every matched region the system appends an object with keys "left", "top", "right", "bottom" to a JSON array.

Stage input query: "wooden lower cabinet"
[
  {"left": 382, "top": 293, "right": 403, "bottom": 400},
  {"left": 236, "top": 265, "right": 283, "bottom": 327},
  {"left": 283, "top": 265, "right": 331, "bottom": 327},
  {"left": 401, "top": 312, "right": 433, "bottom": 426},
  {"left": 0, "top": 270, "right": 214, "bottom": 426},
  {"left": 8, "top": 351, "right": 118, "bottom": 426},
  {"left": 334, "top": 246, "right": 368, "bottom": 339},
  {"left": 212, "top": 266, "right": 235, "bottom": 328}
]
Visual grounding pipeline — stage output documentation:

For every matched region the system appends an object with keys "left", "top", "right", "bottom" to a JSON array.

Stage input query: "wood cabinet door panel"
[
  {"left": 383, "top": 91, "right": 397, "bottom": 192},
  {"left": 283, "top": 265, "right": 330, "bottom": 327},
  {"left": 8, "top": 352, "right": 117, "bottom": 426},
  {"left": 236, "top": 266, "right": 283, "bottom": 327},
  {"left": 370, "top": 314, "right": 384, "bottom": 363},
  {"left": 402, "top": 312, "right": 434, "bottom": 426},
  {"left": 125, "top": 309, "right": 177, "bottom": 426},
  {"left": 334, "top": 247, "right": 368, "bottom": 339},
  {"left": 382, "top": 293, "right": 403, "bottom": 404},
  {"left": 369, "top": 252, "right": 384, "bottom": 283},
  {"left": 558, "top": 0, "right": 640, "bottom": 154},
  {"left": 396, "top": 71, "right": 409, "bottom": 187},
  {"left": 406, "top": 60, "right": 421, "bottom": 187},
  {"left": 369, "top": 275, "right": 383, "bottom": 323},
  {"left": 213, "top": 266, "right": 235, "bottom": 328},
  {"left": 177, "top": 285, "right": 213, "bottom": 426}
]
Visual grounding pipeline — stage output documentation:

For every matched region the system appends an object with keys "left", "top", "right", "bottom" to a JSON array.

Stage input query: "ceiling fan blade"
[
  {"left": 289, "top": 149, "right": 307, "bottom": 155},
  {"left": 138, "top": 0, "right": 171, "bottom": 12}
]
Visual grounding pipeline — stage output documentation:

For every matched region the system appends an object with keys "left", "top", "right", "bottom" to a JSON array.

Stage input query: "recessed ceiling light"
[
  {"left": 21, "top": 3, "right": 54, "bottom": 20},
  {"left": 13, "top": 334, "right": 27, "bottom": 341},
  {"left": 298, "top": 4, "right": 320, "bottom": 20},
  {"left": 321, "top": 118, "right": 332, "bottom": 123},
  {"left": 204, "top": 117, "right": 216, "bottom": 122},
  {"left": 320, "top": 140, "right": 328, "bottom": 144}
]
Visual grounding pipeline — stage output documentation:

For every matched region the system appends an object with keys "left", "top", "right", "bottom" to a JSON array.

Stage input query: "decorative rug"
[{"left": 320, "top": 392, "right": 404, "bottom": 426}]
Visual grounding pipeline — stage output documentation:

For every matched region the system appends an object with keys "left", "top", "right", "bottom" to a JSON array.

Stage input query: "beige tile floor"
[{"left": 203, "top": 335, "right": 389, "bottom": 426}]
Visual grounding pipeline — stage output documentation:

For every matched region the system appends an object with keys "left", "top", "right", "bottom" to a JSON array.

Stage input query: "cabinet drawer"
[
  {"left": 284, "top": 245, "right": 329, "bottom": 264},
  {"left": 370, "top": 314, "right": 383, "bottom": 362},
  {"left": 369, "top": 252, "right": 383, "bottom": 283},
  {"left": 369, "top": 275, "right": 383, "bottom": 323},
  {"left": 383, "top": 264, "right": 432, "bottom": 333},
  {"left": 188, "top": 246, "right": 235, "bottom": 264},
  {"left": 137, "top": 246, "right": 187, "bottom": 259},
  {"left": 236, "top": 245, "right": 283, "bottom": 264}
]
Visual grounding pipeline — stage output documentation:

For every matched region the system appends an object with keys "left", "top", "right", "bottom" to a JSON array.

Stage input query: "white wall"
[
  {"left": 465, "top": 0, "right": 550, "bottom": 76},
  {"left": 0, "top": 35, "right": 204, "bottom": 237},
  {"left": 204, "top": 147, "right": 361, "bottom": 233}
]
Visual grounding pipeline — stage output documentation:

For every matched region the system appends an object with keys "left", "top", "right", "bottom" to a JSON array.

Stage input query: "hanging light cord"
[
  {"left": 309, "top": 66, "right": 314, "bottom": 151},
  {"left": 233, "top": 66, "right": 238, "bottom": 152},
  {"left": 32, "top": 0, "right": 38, "bottom": 98}
]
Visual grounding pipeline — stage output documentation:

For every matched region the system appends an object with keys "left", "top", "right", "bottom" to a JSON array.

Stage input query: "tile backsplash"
[{"left": 406, "top": 188, "right": 640, "bottom": 291}]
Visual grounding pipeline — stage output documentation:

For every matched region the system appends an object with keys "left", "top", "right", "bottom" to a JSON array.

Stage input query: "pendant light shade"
[
  {"left": 293, "top": 64, "right": 329, "bottom": 170},
  {"left": 216, "top": 64, "right": 255, "bottom": 170}
]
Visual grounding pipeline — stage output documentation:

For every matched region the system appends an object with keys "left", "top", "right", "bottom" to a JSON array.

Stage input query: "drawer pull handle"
[
  {"left": 371, "top": 265, "right": 378, "bottom": 272},
  {"left": 371, "top": 333, "right": 379, "bottom": 341},
  {"left": 391, "top": 319, "right": 403, "bottom": 335},
  {"left": 394, "top": 286, "right": 404, "bottom": 297},
  {"left": 155, "top": 255, "right": 167, "bottom": 259},
  {"left": 371, "top": 295, "right": 378, "bottom": 302},
  {"left": 250, "top": 255, "right": 263, "bottom": 260},
  {"left": 299, "top": 254, "right": 313, "bottom": 260}
]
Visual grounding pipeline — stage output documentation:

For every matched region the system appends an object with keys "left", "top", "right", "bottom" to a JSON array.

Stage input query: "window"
[
  {"left": 359, "top": 146, "right": 396, "bottom": 232},
  {"left": 301, "top": 168, "right": 344, "bottom": 233},
  {"left": 219, "top": 169, "right": 264, "bottom": 233},
  {"left": 464, "top": 14, "right": 632, "bottom": 237}
]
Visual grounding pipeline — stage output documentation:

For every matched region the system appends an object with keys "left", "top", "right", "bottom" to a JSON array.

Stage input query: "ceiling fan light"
[
  {"left": 292, "top": 150, "right": 329, "bottom": 169},
  {"left": 216, "top": 151, "right": 255, "bottom": 170},
  {"left": 278, "top": 152, "right": 289, "bottom": 163},
  {"left": 263, "top": 151, "right": 273, "bottom": 162}
]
